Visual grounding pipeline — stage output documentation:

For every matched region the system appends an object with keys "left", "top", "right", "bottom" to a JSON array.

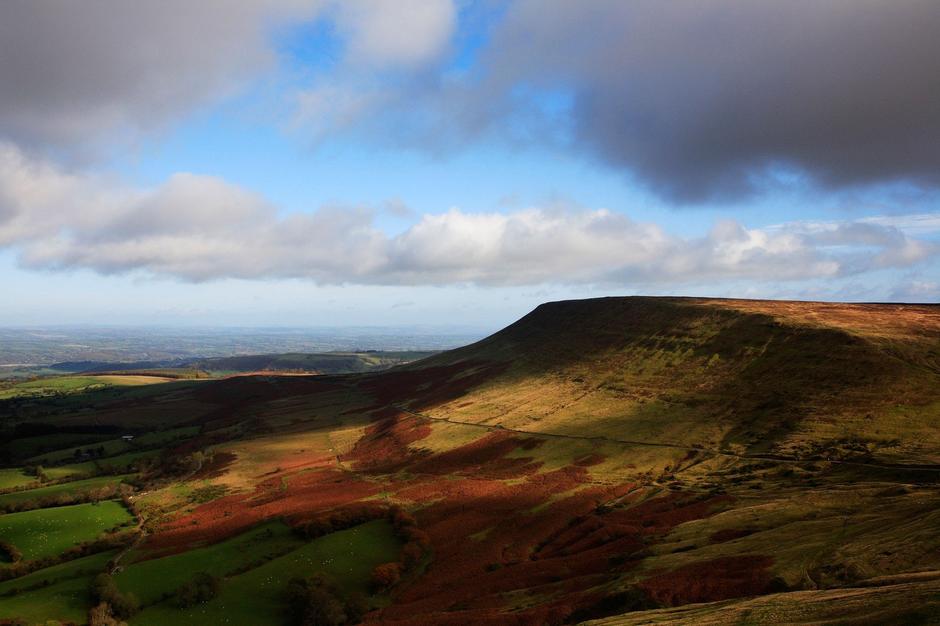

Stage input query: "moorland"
[{"left": 1, "top": 296, "right": 939, "bottom": 625}]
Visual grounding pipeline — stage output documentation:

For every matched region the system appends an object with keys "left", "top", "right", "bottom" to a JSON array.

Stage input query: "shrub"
[
  {"left": 0, "top": 540, "right": 22, "bottom": 563},
  {"left": 88, "top": 602, "right": 127, "bottom": 626},
  {"left": 287, "top": 575, "right": 364, "bottom": 626},
  {"left": 91, "top": 573, "right": 139, "bottom": 620},
  {"left": 370, "top": 562, "right": 401, "bottom": 592},
  {"left": 175, "top": 572, "right": 220, "bottom": 608}
]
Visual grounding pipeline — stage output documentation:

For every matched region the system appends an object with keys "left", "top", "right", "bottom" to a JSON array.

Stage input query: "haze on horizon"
[{"left": 1, "top": 0, "right": 938, "bottom": 329}]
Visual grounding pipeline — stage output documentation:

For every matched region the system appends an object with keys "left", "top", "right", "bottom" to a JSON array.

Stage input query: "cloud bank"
[
  {"left": 295, "top": 0, "right": 940, "bottom": 202},
  {"left": 0, "top": 144, "right": 934, "bottom": 286}
]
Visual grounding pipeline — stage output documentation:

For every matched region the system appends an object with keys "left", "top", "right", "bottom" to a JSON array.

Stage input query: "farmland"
[
  {"left": 0, "top": 374, "right": 173, "bottom": 400},
  {"left": 0, "top": 501, "right": 133, "bottom": 561},
  {"left": 130, "top": 520, "right": 401, "bottom": 626},
  {"left": 0, "top": 297, "right": 939, "bottom": 624}
]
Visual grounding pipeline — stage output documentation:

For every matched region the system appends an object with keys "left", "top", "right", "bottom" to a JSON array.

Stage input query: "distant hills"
[{"left": 48, "top": 351, "right": 438, "bottom": 377}]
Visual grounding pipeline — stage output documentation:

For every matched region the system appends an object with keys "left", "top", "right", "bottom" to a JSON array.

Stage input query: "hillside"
[
  {"left": 383, "top": 297, "right": 940, "bottom": 463},
  {"left": 42, "top": 350, "right": 437, "bottom": 376},
  {"left": 1, "top": 297, "right": 939, "bottom": 625}
]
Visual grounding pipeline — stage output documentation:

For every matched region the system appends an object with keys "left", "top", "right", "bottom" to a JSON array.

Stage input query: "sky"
[{"left": 1, "top": 0, "right": 938, "bottom": 329}]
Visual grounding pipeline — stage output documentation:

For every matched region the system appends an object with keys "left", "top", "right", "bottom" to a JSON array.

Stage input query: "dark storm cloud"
[
  {"left": 467, "top": 0, "right": 940, "bottom": 202},
  {"left": 0, "top": 0, "right": 317, "bottom": 151}
]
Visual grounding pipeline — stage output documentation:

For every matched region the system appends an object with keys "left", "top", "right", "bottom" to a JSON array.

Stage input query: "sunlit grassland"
[
  {"left": 0, "top": 500, "right": 133, "bottom": 560},
  {"left": 0, "top": 374, "right": 172, "bottom": 400}
]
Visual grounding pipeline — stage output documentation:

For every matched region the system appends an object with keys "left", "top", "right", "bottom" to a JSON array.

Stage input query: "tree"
[
  {"left": 88, "top": 602, "right": 127, "bottom": 626},
  {"left": 287, "top": 574, "right": 369, "bottom": 626},
  {"left": 175, "top": 572, "right": 220, "bottom": 608},
  {"left": 91, "top": 573, "right": 139, "bottom": 620},
  {"left": 370, "top": 563, "right": 401, "bottom": 591}
]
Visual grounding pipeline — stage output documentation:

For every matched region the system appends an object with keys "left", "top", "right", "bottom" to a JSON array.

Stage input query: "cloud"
[
  {"left": 1, "top": 143, "right": 935, "bottom": 287},
  {"left": 484, "top": 1, "right": 940, "bottom": 200},
  {"left": 5, "top": 1, "right": 940, "bottom": 205},
  {"left": 333, "top": 0, "right": 456, "bottom": 69},
  {"left": 290, "top": 1, "right": 940, "bottom": 203},
  {"left": 492, "top": 1, "right": 940, "bottom": 201},
  {"left": 891, "top": 280, "right": 940, "bottom": 302},
  {"left": 0, "top": 0, "right": 457, "bottom": 154},
  {"left": 291, "top": 0, "right": 458, "bottom": 144},
  {"left": 0, "top": 1, "right": 323, "bottom": 153}
]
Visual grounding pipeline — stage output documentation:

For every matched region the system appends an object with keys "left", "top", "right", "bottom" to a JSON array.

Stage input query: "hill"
[
  {"left": 45, "top": 350, "right": 437, "bottom": 376},
  {"left": 1, "top": 297, "right": 939, "bottom": 625}
]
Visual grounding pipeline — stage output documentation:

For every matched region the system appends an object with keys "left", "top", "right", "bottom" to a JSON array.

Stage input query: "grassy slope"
[
  {"left": 397, "top": 297, "right": 940, "bottom": 463},
  {"left": 0, "top": 551, "right": 117, "bottom": 623},
  {"left": 194, "top": 351, "right": 436, "bottom": 375},
  {"left": 0, "top": 468, "right": 35, "bottom": 490},
  {"left": 0, "top": 500, "right": 132, "bottom": 560},
  {"left": 0, "top": 474, "right": 131, "bottom": 508},
  {"left": 0, "top": 572, "right": 97, "bottom": 623},
  {"left": 586, "top": 575, "right": 940, "bottom": 625},
  {"left": 0, "top": 374, "right": 172, "bottom": 399},
  {"left": 116, "top": 521, "right": 304, "bottom": 605},
  {"left": 130, "top": 520, "right": 400, "bottom": 626}
]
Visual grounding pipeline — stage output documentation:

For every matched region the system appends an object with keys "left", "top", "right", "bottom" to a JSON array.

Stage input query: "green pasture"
[
  {"left": 116, "top": 521, "right": 304, "bottom": 605},
  {"left": 0, "top": 550, "right": 116, "bottom": 595},
  {"left": 131, "top": 519, "right": 401, "bottom": 625},
  {"left": 29, "top": 426, "right": 199, "bottom": 466},
  {"left": 0, "top": 573, "right": 96, "bottom": 623},
  {"left": 0, "top": 469, "right": 36, "bottom": 490},
  {"left": 0, "top": 474, "right": 132, "bottom": 509},
  {"left": 0, "top": 500, "right": 133, "bottom": 561}
]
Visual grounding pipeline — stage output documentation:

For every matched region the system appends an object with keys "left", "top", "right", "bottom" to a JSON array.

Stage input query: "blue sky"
[{"left": 0, "top": 1, "right": 938, "bottom": 328}]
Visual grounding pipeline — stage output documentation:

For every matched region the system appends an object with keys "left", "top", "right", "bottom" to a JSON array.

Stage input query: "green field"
[
  {"left": 0, "top": 474, "right": 132, "bottom": 509},
  {"left": 116, "top": 521, "right": 304, "bottom": 605},
  {"left": 0, "top": 501, "right": 133, "bottom": 561},
  {"left": 0, "top": 374, "right": 171, "bottom": 400},
  {"left": 130, "top": 520, "right": 401, "bottom": 625},
  {"left": 0, "top": 571, "right": 98, "bottom": 623},
  {"left": 0, "top": 468, "right": 37, "bottom": 490},
  {"left": 30, "top": 426, "right": 200, "bottom": 466},
  {"left": 0, "top": 550, "right": 116, "bottom": 595},
  {"left": 7, "top": 433, "right": 112, "bottom": 463},
  {"left": 43, "top": 450, "right": 159, "bottom": 481}
]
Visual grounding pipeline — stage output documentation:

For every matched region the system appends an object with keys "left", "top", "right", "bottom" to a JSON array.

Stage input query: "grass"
[
  {"left": 115, "top": 521, "right": 304, "bottom": 605},
  {"left": 0, "top": 572, "right": 97, "bottom": 623},
  {"left": 7, "top": 433, "right": 112, "bottom": 463},
  {"left": 43, "top": 450, "right": 160, "bottom": 481},
  {"left": 0, "top": 468, "right": 37, "bottom": 490},
  {"left": 0, "top": 474, "right": 132, "bottom": 508},
  {"left": 0, "top": 374, "right": 170, "bottom": 399},
  {"left": 29, "top": 425, "right": 200, "bottom": 466},
  {"left": 0, "top": 500, "right": 133, "bottom": 561},
  {"left": 0, "top": 550, "right": 115, "bottom": 595},
  {"left": 130, "top": 519, "right": 401, "bottom": 625}
]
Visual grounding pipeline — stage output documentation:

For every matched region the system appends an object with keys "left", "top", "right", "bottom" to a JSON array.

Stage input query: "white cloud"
[
  {"left": 334, "top": 0, "right": 456, "bottom": 69},
  {"left": 0, "top": 143, "right": 935, "bottom": 287}
]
